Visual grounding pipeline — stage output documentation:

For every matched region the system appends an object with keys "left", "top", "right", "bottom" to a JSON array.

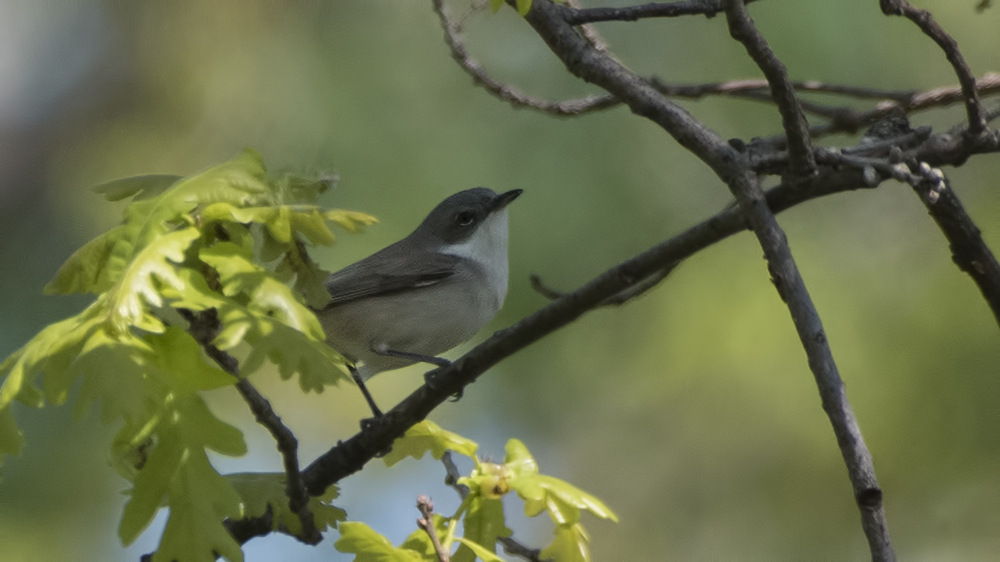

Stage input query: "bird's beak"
[{"left": 491, "top": 189, "right": 523, "bottom": 213}]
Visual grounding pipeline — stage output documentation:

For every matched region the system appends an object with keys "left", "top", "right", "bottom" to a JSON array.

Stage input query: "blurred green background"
[{"left": 1, "top": 1, "right": 999, "bottom": 560}]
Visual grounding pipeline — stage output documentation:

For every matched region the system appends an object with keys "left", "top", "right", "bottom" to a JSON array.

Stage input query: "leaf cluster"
[
  {"left": 0, "top": 149, "right": 373, "bottom": 561},
  {"left": 335, "top": 421, "right": 617, "bottom": 562}
]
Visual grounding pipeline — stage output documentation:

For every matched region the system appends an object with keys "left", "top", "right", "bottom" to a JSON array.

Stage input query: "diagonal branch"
[
  {"left": 878, "top": 0, "right": 987, "bottom": 136},
  {"left": 726, "top": 166, "right": 895, "bottom": 561},
  {"left": 725, "top": 0, "right": 815, "bottom": 176},
  {"left": 181, "top": 308, "right": 321, "bottom": 545}
]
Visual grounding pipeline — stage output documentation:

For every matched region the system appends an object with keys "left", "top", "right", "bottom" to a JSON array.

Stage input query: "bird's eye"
[{"left": 455, "top": 211, "right": 475, "bottom": 227}]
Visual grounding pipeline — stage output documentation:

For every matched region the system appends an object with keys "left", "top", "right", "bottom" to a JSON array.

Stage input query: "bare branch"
[
  {"left": 878, "top": 0, "right": 987, "bottom": 135},
  {"left": 564, "top": 0, "right": 759, "bottom": 24},
  {"left": 431, "top": 0, "right": 618, "bottom": 116},
  {"left": 531, "top": 263, "right": 678, "bottom": 306},
  {"left": 725, "top": 0, "right": 815, "bottom": 176},
  {"left": 729, "top": 166, "right": 895, "bottom": 561}
]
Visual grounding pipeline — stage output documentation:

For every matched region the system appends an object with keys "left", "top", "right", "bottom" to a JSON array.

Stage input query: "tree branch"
[
  {"left": 564, "top": 0, "right": 759, "bottom": 24},
  {"left": 431, "top": 0, "right": 618, "bottom": 116},
  {"left": 181, "top": 309, "right": 321, "bottom": 545},
  {"left": 725, "top": 0, "right": 815, "bottom": 176},
  {"left": 878, "top": 0, "right": 987, "bottom": 136},
  {"left": 727, "top": 165, "right": 895, "bottom": 561}
]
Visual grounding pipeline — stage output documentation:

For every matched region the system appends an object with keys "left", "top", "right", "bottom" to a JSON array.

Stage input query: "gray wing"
[{"left": 323, "top": 248, "right": 463, "bottom": 307}]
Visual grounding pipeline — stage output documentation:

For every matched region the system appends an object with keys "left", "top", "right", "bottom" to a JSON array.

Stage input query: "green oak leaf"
[
  {"left": 334, "top": 521, "right": 426, "bottom": 561},
  {"left": 453, "top": 496, "right": 511, "bottom": 562},
  {"left": 227, "top": 472, "right": 346, "bottom": 536},
  {"left": 383, "top": 420, "right": 479, "bottom": 467},
  {"left": 540, "top": 522, "right": 591, "bottom": 562}
]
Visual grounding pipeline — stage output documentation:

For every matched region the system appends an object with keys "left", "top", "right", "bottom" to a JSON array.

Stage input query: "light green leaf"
[
  {"left": 44, "top": 227, "right": 123, "bottom": 294},
  {"left": 334, "top": 522, "right": 425, "bottom": 561},
  {"left": 489, "top": 0, "right": 504, "bottom": 13},
  {"left": 454, "top": 496, "right": 510, "bottom": 562},
  {"left": 178, "top": 394, "right": 246, "bottom": 457},
  {"left": 540, "top": 523, "right": 590, "bottom": 562},
  {"left": 120, "top": 395, "right": 245, "bottom": 561},
  {"left": 105, "top": 226, "right": 201, "bottom": 335},
  {"left": 323, "top": 209, "right": 378, "bottom": 233},
  {"left": 73, "top": 328, "right": 161, "bottom": 425},
  {"left": 455, "top": 538, "right": 505, "bottom": 562},
  {"left": 120, "top": 430, "right": 184, "bottom": 544},
  {"left": 227, "top": 472, "right": 346, "bottom": 536},
  {"left": 150, "top": 447, "right": 244, "bottom": 562},
  {"left": 200, "top": 244, "right": 326, "bottom": 341},
  {"left": 0, "top": 299, "right": 106, "bottom": 410},
  {"left": 93, "top": 175, "right": 182, "bottom": 202},
  {"left": 383, "top": 420, "right": 479, "bottom": 467},
  {"left": 516, "top": 0, "right": 533, "bottom": 16},
  {"left": 217, "top": 303, "right": 348, "bottom": 393},
  {"left": 503, "top": 438, "right": 539, "bottom": 477},
  {"left": 47, "top": 148, "right": 269, "bottom": 297},
  {"left": 149, "top": 326, "right": 235, "bottom": 394}
]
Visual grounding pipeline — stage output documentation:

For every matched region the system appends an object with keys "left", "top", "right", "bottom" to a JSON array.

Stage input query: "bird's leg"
[
  {"left": 372, "top": 347, "right": 464, "bottom": 402},
  {"left": 350, "top": 365, "right": 384, "bottom": 419}
]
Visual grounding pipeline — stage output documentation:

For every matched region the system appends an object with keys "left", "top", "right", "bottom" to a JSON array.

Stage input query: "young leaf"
[
  {"left": 149, "top": 326, "right": 235, "bottom": 394},
  {"left": 104, "top": 226, "right": 201, "bottom": 335},
  {"left": 454, "top": 496, "right": 511, "bottom": 562},
  {"left": 150, "top": 447, "right": 245, "bottom": 562},
  {"left": 93, "top": 175, "right": 182, "bottom": 202},
  {"left": 516, "top": 0, "right": 533, "bottom": 16},
  {"left": 323, "top": 209, "right": 378, "bottom": 233},
  {"left": 455, "top": 538, "right": 505, "bottom": 562},
  {"left": 0, "top": 302, "right": 104, "bottom": 410},
  {"left": 539, "top": 523, "right": 591, "bottom": 562},
  {"left": 383, "top": 420, "right": 479, "bottom": 467},
  {"left": 334, "top": 522, "right": 425, "bottom": 561},
  {"left": 227, "top": 472, "right": 346, "bottom": 536}
]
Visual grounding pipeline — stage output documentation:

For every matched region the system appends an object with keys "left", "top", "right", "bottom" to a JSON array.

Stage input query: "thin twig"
[
  {"left": 431, "top": 0, "right": 618, "bottom": 116},
  {"left": 417, "top": 495, "right": 450, "bottom": 562},
  {"left": 181, "top": 309, "right": 321, "bottom": 545},
  {"left": 878, "top": 0, "right": 987, "bottom": 136},
  {"left": 647, "top": 77, "right": 918, "bottom": 103},
  {"left": 564, "top": 0, "right": 760, "bottom": 24},
  {"left": 725, "top": 0, "right": 815, "bottom": 176},
  {"left": 531, "top": 263, "right": 678, "bottom": 306}
]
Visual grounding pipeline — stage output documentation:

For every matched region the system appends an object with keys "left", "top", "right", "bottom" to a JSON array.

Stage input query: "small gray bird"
[{"left": 319, "top": 187, "right": 522, "bottom": 415}]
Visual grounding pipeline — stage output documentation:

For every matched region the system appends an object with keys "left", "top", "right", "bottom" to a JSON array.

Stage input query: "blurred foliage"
[{"left": 0, "top": 0, "right": 999, "bottom": 560}]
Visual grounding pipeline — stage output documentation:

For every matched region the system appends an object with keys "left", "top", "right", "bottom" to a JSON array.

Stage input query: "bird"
[{"left": 318, "top": 187, "right": 522, "bottom": 416}]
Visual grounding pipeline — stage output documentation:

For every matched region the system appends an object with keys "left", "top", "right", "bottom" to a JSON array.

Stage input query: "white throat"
[{"left": 441, "top": 208, "right": 510, "bottom": 305}]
